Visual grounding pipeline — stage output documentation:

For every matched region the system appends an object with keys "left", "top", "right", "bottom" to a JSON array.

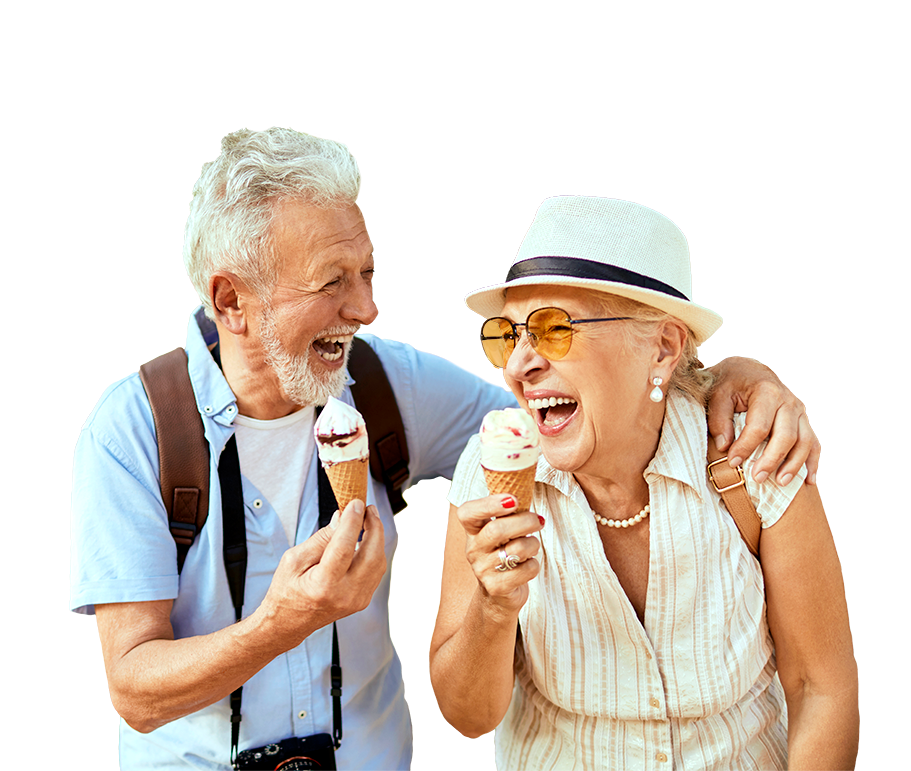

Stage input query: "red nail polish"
[
  {"left": 538, "top": 515, "right": 545, "bottom": 527},
  {"left": 502, "top": 496, "right": 516, "bottom": 509}
]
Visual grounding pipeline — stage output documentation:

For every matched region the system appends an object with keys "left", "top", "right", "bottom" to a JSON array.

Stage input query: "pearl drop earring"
[{"left": 649, "top": 377, "right": 664, "bottom": 403}]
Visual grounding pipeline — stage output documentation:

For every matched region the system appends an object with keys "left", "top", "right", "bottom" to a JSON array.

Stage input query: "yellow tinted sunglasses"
[{"left": 480, "top": 306, "right": 631, "bottom": 368}]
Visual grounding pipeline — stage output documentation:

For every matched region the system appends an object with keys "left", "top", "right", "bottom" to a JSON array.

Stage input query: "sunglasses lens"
[
  {"left": 528, "top": 308, "right": 574, "bottom": 360},
  {"left": 481, "top": 318, "right": 515, "bottom": 367}
]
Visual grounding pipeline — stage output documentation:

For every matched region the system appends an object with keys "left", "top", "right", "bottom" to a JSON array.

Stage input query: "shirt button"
[
  {"left": 203, "top": 405, "right": 213, "bottom": 414},
  {"left": 656, "top": 752, "right": 668, "bottom": 762},
  {"left": 298, "top": 710, "right": 307, "bottom": 719},
  {"left": 650, "top": 697, "right": 660, "bottom": 708},
  {"left": 226, "top": 406, "right": 236, "bottom": 415},
  {"left": 253, "top": 499, "right": 263, "bottom": 509}
]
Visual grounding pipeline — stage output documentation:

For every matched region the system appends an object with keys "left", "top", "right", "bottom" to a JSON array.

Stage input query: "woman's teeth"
[{"left": 526, "top": 396, "right": 577, "bottom": 410}]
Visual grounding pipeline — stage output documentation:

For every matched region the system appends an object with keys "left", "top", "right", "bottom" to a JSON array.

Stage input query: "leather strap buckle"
[{"left": 707, "top": 456, "right": 746, "bottom": 493}]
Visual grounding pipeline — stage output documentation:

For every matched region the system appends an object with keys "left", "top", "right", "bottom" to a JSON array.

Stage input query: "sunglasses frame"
[{"left": 480, "top": 306, "right": 631, "bottom": 368}]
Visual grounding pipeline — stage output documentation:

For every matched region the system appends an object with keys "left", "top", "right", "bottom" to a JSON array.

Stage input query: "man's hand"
[
  {"left": 706, "top": 357, "right": 820, "bottom": 485},
  {"left": 95, "top": 498, "right": 386, "bottom": 733},
  {"left": 257, "top": 498, "right": 387, "bottom": 652}
]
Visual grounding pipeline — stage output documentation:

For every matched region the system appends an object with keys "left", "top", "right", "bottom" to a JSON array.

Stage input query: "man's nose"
[{"left": 341, "top": 279, "right": 378, "bottom": 326}]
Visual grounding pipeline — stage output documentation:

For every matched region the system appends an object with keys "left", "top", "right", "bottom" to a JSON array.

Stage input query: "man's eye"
[{"left": 362, "top": 268, "right": 375, "bottom": 280}]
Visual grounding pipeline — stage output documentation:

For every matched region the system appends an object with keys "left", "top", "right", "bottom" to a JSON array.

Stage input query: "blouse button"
[
  {"left": 656, "top": 752, "right": 668, "bottom": 762},
  {"left": 650, "top": 697, "right": 660, "bottom": 708}
]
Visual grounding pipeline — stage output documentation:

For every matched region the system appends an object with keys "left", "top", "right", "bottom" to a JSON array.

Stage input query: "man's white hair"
[{"left": 183, "top": 127, "right": 361, "bottom": 317}]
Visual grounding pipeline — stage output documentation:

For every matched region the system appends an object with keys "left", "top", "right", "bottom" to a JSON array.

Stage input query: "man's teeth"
[
  {"left": 316, "top": 335, "right": 353, "bottom": 362},
  {"left": 527, "top": 396, "right": 577, "bottom": 410}
]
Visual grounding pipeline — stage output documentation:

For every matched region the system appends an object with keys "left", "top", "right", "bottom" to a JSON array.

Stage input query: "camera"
[{"left": 234, "top": 733, "right": 337, "bottom": 770}]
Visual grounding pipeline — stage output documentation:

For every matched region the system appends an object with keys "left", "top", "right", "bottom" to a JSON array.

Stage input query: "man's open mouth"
[
  {"left": 526, "top": 396, "right": 578, "bottom": 429},
  {"left": 312, "top": 334, "right": 354, "bottom": 363}
]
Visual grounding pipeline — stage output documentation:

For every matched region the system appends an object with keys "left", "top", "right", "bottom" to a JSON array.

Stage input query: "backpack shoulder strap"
[
  {"left": 139, "top": 348, "right": 210, "bottom": 571},
  {"left": 706, "top": 431, "right": 761, "bottom": 560},
  {"left": 347, "top": 337, "right": 410, "bottom": 514}
]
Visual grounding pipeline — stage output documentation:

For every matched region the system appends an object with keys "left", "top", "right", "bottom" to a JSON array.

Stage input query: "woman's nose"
[{"left": 504, "top": 331, "right": 548, "bottom": 381}]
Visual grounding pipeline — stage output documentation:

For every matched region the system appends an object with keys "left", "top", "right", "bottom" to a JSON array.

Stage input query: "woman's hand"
[
  {"left": 430, "top": 498, "right": 543, "bottom": 737},
  {"left": 457, "top": 494, "right": 544, "bottom": 616}
]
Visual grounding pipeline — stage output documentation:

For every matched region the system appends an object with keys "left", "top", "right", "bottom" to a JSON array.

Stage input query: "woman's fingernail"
[
  {"left": 779, "top": 473, "right": 793, "bottom": 486},
  {"left": 502, "top": 496, "right": 516, "bottom": 509},
  {"left": 808, "top": 472, "right": 817, "bottom": 485},
  {"left": 714, "top": 435, "right": 727, "bottom": 451},
  {"left": 754, "top": 470, "right": 769, "bottom": 483},
  {"left": 538, "top": 515, "right": 545, "bottom": 527},
  {"left": 729, "top": 456, "right": 743, "bottom": 468}
]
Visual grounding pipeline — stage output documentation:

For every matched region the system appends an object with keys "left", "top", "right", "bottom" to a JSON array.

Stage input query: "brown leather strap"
[
  {"left": 706, "top": 432, "right": 761, "bottom": 559},
  {"left": 348, "top": 337, "right": 410, "bottom": 514},
  {"left": 139, "top": 348, "right": 210, "bottom": 570}
]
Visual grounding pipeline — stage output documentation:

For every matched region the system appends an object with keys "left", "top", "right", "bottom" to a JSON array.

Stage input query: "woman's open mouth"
[
  {"left": 312, "top": 334, "right": 354, "bottom": 363},
  {"left": 526, "top": 395, "right": 578, "bottom": 433}
]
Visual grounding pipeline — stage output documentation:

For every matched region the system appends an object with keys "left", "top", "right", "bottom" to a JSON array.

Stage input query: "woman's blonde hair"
[{"left": 591, "top": 292, "right": 715, "bottom": 405}]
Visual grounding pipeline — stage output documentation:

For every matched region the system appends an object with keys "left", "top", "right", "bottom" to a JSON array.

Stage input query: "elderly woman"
[{"left": 430, "top": 197, "right": 858, "bottom": 770}]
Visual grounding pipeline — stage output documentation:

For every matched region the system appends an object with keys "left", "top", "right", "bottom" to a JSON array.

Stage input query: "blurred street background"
[{"left": 69, "top": 125, "right": 860, "bottom": 771}]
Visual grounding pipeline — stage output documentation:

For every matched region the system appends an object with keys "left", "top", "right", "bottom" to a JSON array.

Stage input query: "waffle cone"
[
  {"left": 324, "top": 456, "right": 369, "bottom": 512},
  {"left": 482, "top": 464, "right": 537, "bottom": 513}
]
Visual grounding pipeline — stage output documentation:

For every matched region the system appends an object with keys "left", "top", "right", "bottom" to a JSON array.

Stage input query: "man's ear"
[{"left": 210, "top": 271, "right": 254, "bottom": 335}]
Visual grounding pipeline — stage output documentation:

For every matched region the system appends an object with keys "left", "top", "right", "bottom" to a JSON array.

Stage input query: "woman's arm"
[
  {"left": 762, "top": 484, "right": 859, "bottom": 770},
  {"left": 430, "top": 496, "right": 542, "bottom": 737}
]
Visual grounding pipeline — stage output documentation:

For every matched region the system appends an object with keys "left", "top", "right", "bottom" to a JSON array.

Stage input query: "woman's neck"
[{"left": 574, "top": 403, "right": 664, "bottom": 517}]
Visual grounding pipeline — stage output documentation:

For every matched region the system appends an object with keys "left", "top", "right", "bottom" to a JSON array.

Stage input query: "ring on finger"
[{"left": 495, "top": 548, "right": 521, "bottom": 572}]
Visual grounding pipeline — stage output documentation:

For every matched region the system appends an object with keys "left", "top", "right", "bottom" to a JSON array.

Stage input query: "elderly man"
[{"left": 70, "top": 127, "right": 819, "bottom": 770}]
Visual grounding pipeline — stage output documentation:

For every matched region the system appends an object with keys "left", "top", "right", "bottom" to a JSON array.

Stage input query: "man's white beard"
[{"left": 259, "top": 307, "right": 357, "bottom": 407}]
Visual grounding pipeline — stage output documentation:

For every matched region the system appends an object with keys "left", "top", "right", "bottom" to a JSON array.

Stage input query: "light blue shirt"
[{"left": 70, "top": 308, "right": 514, "bottom": 770}]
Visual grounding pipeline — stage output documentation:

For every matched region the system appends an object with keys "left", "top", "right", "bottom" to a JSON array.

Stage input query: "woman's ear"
[
  {"left": 654, "top": 320, "right": 687, "bottom": 376},
  {"left": 210, "top": 271, "right": 253, "bottom": 335}
]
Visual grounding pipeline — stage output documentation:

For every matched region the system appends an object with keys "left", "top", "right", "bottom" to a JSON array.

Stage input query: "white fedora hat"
[{"left": 465, "top": 196, "right": 723, "bottom": 344}]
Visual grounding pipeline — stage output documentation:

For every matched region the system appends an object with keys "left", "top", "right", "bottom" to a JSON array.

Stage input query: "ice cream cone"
[
  {"left": 483, "top": 463, "right": 537, "bottom": 513},
  {"left": 325, "top": 456, "right": 370, "bottom": 513}
]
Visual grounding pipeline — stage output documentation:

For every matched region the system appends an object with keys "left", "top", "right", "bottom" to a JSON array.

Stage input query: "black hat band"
[{"left": 506, "top": 256, "right": 689, "bottom": 302}]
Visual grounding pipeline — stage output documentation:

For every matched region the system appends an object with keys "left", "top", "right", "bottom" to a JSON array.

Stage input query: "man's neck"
[{"left": 214, "top": 324, "right": 307, "bottom": 421}]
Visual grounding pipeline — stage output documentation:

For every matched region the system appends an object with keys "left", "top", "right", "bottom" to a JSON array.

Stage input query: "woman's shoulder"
[{"left": 732, "top": 413, "right": 808, "bottom": 528}]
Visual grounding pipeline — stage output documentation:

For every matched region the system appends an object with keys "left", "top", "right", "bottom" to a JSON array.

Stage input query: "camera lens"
[{"left": 275, "top": 758, "right": 322, "bottom": 770}]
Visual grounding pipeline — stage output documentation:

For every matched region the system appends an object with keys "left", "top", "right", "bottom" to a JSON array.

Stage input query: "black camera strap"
[{"left": 212, "top": 345, "right": 343, "bottom": 768}]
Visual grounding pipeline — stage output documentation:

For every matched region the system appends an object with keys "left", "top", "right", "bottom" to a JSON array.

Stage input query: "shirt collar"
[
  {"left": 185, "top": 307, "right": 239, "bottom": 426},
  {"left": 644, "top": 390, "right": 708, "bottom": 499},
  {"left": 535, "top": 390, "right": 708, "bottom": 502}
]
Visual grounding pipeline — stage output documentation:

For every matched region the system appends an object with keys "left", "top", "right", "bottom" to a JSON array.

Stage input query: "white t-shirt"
[{"left": 233, "top": 406, "right": 316, "bottom": 546}]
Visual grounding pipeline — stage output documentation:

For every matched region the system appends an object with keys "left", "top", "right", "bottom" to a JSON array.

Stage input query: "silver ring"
[{"left": 495, "top": 549, "right": 521, "bottom": 572}]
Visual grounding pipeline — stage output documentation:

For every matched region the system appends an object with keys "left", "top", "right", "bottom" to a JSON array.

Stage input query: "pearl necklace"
[{"left": 594, "top": 504, "right": 650, "bottom": 528}]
